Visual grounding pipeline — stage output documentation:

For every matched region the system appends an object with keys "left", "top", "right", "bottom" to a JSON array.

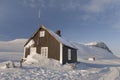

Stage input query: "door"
[{"left": 41, "top": 47, "right": 48, "bottom": 57}]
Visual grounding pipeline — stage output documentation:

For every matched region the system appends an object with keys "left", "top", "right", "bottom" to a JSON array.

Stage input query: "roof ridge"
[{"left": 24, "top": 25, "right": 76, "bottom": 49}]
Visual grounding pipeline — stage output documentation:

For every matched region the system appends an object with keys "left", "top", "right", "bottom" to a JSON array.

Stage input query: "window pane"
[
  {"left": 40, "top": 31, "right": 45, "bottom": 37},
  {"left": 41, "top": 47, "right": 48, "bottom": 57},
  {"left": 68, "top": 49, "right": 71, "bottom": 60}
]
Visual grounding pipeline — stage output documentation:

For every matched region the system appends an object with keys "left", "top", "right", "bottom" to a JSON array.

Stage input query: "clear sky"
[{"left": 0, "top": 0, "right": 120, "bottom": 54}]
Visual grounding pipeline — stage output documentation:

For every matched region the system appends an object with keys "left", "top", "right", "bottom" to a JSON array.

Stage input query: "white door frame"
[{"left": 60, "top": 43, "right": 63, "bottom": 64}]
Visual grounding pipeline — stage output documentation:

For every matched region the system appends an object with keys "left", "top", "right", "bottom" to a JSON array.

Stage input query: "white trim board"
[
  {"left": 23, "top": 47, "right": 26, "bottom": 58},
  {"left": 60, "top": 43, "right": 63, "bottom": 64}
]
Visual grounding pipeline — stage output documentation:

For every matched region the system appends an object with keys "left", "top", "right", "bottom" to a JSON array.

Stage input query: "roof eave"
[{"left": 24, "top": 25, "right": 46, "bottom": 47}]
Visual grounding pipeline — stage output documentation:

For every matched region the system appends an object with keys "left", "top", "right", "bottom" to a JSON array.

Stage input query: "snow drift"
[
  {"left": 72, "top": 42, "right": 117, "bottom": 60},
  {"left": 0, "top": 39, "right": 120, "bottom": 80}
]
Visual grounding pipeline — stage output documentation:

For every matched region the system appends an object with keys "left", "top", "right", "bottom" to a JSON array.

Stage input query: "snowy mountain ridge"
[
  {"left": 72, "top": 42, "right": 117, "bottom": 60},
  {"left": 85, "top": 42, "right": 113, "bottom": 53},
  {"left": 0, "top": 39, "right": 117, "bottom": 60}
]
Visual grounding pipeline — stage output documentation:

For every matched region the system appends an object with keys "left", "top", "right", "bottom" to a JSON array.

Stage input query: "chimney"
[{"left": 55, "top": 30, "right": 61, "bottom": 37}]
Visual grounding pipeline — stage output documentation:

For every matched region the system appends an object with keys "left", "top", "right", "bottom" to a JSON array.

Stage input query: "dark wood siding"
[
  {"left": 71, "top": 49, "right": 77, "bottom": 62},
  {"left": 24, "top": 26, "right": 77, "bottom": 64},
  {"left": 63, "top": 45, "right": 77, "bottom": 64},
  {"left": 63, "top": 46, "right": 68, "bottom": 64},
  {"left": 47, "top": 33, "right": 60, "bottom": 60},
  {"left": 27, "top": 28, "right": 60, "bottom": 60}
]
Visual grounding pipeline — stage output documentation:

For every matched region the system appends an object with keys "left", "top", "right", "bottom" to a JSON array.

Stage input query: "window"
[
  {"left": 68, "top": 49, "right": 71, "bottom": 60},
  {"left": 41, "top": 47, "right": 48, "bottom": 57},
  {"left": 40, "top": 31, "right": 45, "bottom": 37}
]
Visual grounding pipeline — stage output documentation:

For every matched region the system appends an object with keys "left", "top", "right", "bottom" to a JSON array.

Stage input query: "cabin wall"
[
  {"left": 71, "top": 49, "right": 77, "bottom": 62},
  {"left": 63, "top": 45, "right": 77, "bottom": 64},
  {"left": 63, "top": 46, "right": 68, "bottom": 64},
  {"left": 24, "top": 27, "right": 77, "bottom": 64},
  {"left": 47, "top": 32, "right": 60, "bottom": 60},
  {"left": 27, "top": 28, "right": 60, "bottom": 61}
]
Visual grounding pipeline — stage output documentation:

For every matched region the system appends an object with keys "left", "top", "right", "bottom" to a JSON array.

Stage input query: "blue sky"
[{"left": 0, "top": 0, "right": 120, "bottom": 54}]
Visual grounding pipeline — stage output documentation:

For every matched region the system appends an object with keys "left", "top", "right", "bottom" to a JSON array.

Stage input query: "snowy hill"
[
  {"left": 72, "top": 42, "right": 117, "bottom": 60},
  {"left": 0, "top": 39, "right": 27, "bottom": 62},
  {"left": 0, "top": 39, "right": 120, "bottom": 80},
  {"left": 0, "top": 39, "right": 117, "bottom": 61},
  {"left": 0, "top": 39, "right": 27, "bottom": 52},
  {"left": 85, "top": 42, "right": 113, "bottom": 53}
]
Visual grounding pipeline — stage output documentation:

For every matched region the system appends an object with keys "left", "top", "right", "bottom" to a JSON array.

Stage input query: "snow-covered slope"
[
  {"left": 0, "top": 39, "right": 117, "bottom": 61},
  {"left": 0, "top": 52, "right": 23, "bottom": 62},
  {"left": 0, "top": 52, "right": 120, "bottom": 80},
  {"left": 0, "top": 39, "right": 120, "bottom": 80},
  {"left": 0, "top": 39, "right": 27, "bottom": 62},
  {"left": 85, "top": 42, "right": 113, "bottom": 53},
  {"left": 0, "top": 39, "right": 27, "bottom": 52},
  {"left": 72, "top": 42, "right": 117, "bottom": 60}
]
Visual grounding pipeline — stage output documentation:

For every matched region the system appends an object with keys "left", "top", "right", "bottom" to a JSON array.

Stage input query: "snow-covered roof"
[
  {"left": 48, "top": 30, "right": 76, "bottom": 49},
  {"left": 25, "top": 25, "right": 76, "bottom": 49}
]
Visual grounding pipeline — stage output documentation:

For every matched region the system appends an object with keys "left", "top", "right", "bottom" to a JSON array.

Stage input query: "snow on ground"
[
  {"left": 0, "top": 52, "right": 23, "bottom": 62},
  {"left": 0, "top": 52, "right": 120, "bottom": 80},
  {"left": 0, "top": 39, "right": 120, "bottom": 80},
  {"left": 72, "top": 42, "right": 117, "bottom": 60}
]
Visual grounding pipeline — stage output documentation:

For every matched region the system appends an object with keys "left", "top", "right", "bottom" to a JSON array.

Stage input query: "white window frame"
[
  {"left": 40, "top": 31, "right": 45, "bottom": 37},
  {"left": 68, "top": 49, "right": 71, "bottom": 60},
  {"left": 41, "top": 47, "right": 48, "bottom": 57}
]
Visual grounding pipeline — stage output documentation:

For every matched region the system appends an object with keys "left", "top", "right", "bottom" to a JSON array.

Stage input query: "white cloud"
[
  {"left": 81, "top": 0, "right": 120, "bottom": 28},
  {"left": 21, "top": 0, "right": 82, "bottom": 10},
  {"left": 83, "top": 0, "right": 120, "bottom": 13},
  {"left": 84, "top": 0, "right": 109, "bottom": 13},
  {"left": 0, "top": 39, "right": 27, "bottom": 52},
  {"left": 22, "top": 0, "right": 45, "bottom": 8},
  {"left": 21, "top": 0, "right": 120, "bottom": 13},
  {"left": 60, "top": 0, "right": 81, "bottom": 10},
  {"left": 20, "top": 0, "right": 120, "bottom": 30}
]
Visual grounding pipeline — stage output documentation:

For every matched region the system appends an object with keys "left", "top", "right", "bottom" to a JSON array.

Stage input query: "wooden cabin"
[{"left": 24, "top": 25, "right": 77, "bottom": 64}]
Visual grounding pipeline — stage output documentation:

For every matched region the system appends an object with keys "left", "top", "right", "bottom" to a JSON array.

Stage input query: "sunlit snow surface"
[
  {"left": 0, "top": 51, "right": 120, "bottom": 80},
  {"left": 0, "top": 39, "right": 120, "bottom": 80}
]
